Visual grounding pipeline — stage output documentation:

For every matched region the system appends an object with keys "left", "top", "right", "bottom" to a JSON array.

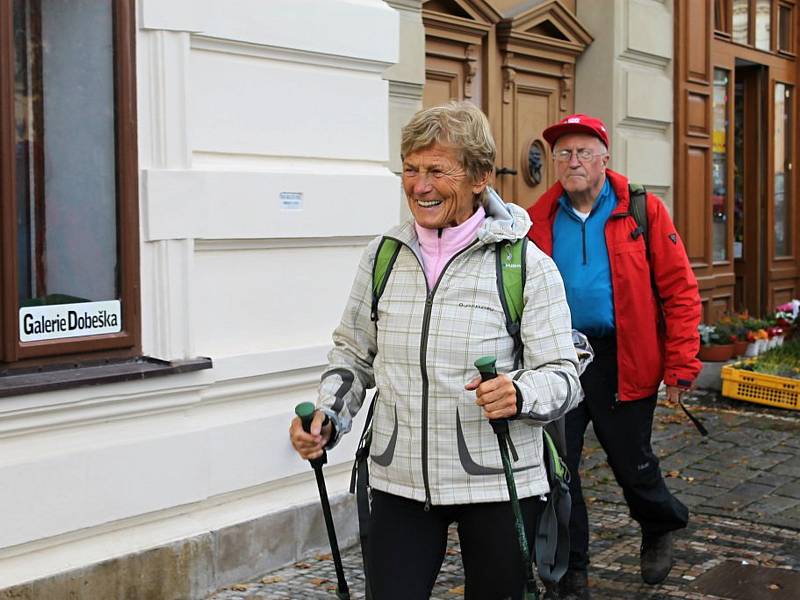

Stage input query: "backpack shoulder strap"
[
  {"left": 628, "top": 183, "right": 649, "bottom": 252},
  {"left": 371, "top": 237, "right": 401, "bottom": 322},
  {"left": 628, "top": 182, "right": 659, "bottom": 300},
  {"left": 495, "top": 237, "right": 527, "bottom": 368}
]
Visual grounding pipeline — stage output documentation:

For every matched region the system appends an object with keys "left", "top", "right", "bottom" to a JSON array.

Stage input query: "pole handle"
[
  {"left": 474, "top": 356, "right": 515, "bottom": 447},
  {"left": 295, "top": 402, "right": 328, "bottom": 466},
  {"left": 474, "top": 355, "right": 498, "bottom": 382},
  {"left": 295, "top": 401, "right": 316, "bottom": 434}
]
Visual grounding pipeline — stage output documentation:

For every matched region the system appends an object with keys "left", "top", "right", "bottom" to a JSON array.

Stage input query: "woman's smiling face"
[{"left": 402, "top": 143, "right": 488, "bottom": 229}]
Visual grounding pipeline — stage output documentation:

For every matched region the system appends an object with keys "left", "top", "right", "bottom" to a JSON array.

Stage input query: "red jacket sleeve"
[{"left": 646, "top": 194, "right": 702, "bottom": 387}]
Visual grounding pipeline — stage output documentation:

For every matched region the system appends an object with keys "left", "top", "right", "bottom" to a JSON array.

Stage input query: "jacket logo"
[
  {"left": 458, "top": 302, "right": 496, "bottom": 312},
  {"left": 669, "top": 233, "right": 678, "bottom": 245}
]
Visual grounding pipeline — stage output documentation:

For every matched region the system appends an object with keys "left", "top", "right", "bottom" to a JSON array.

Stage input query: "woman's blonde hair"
[{"left": 401, "top": 101, "right": 496, "bottom": 205}]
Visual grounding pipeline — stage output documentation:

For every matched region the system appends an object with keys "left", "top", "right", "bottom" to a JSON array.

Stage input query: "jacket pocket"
[
  {"left": 455, "top": 407, "right": 538, "bottom": 476},
  {"left": 370, "top": 402, "right": 398, "bottom": 467}
]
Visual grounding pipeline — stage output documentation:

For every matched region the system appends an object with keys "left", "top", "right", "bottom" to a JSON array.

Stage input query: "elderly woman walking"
[{"left": 290, "top": 101, "right": 581, "bottom": 600}]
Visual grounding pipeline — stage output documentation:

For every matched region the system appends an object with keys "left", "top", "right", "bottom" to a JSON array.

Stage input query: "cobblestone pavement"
[{"left": 209, "top": 392, "right": 800, "bottom": 599}]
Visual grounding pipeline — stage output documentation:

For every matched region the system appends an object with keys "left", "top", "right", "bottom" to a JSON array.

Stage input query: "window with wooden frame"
[
  {"left": 0, "top": 0, "right": 140, "bottom": 370},
  {"left": 732, "top": 0, "right": 750, "bottom": 44},
  {"left": 726, "top": 0, "right": 797, "bottom": 51},
  {"left": 715, "top": 0, "right": 731, "bottom": 35},
  {"left": 778, "top": 1, "right": 795, "bottom": 53}
]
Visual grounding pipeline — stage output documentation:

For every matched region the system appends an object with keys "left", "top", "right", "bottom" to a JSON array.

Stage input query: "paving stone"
[
  {"left": 700, "top": 482, "right": 775, "bottom": 510},
  {"left": 737, "top": 453, "right": 794, "bottom": 471},
  {"left": 774, "top": 481, "right": 800, "bottom": 499},
  {"left": 673, "top": 493, "right": 709, "bottom": 508},
  {"left": 749, "top": 471, "right": 793, "bottom": 487},
  {"left": 771, "top": 463, "right": 800, "bottom": 478}
]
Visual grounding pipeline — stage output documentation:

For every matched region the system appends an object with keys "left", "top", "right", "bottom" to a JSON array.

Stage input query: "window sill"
[{"left": 0, "top": 357, "right": 213, "bottom": 398}]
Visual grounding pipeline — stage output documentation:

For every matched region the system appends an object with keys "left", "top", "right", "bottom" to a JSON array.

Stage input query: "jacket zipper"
[
  {"left": 417, "top": 238, "right": 481, "bottom": 510},
  {"left": 581, "top": 220, "right": 587, "bottom": 265}
]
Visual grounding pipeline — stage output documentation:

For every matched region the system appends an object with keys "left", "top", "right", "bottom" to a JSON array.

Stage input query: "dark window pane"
[
  {"left": 779, "top": 5, "right": 793, "bottom": 51},
  {"left": 715, "top": 0, "right": 729, "bottom": 32},
  {"left": 14, "top": 0, "right": 118, "bottom": 307}
]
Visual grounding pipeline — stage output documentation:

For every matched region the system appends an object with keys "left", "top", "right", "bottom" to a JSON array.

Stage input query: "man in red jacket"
[{"left": 528, "top": 114, "right": 701, "bottom": 600}]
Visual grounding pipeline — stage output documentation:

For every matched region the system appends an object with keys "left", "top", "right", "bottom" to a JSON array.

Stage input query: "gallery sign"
[{"left": 19, "top": 300, "right": 122, "bottom": 342}]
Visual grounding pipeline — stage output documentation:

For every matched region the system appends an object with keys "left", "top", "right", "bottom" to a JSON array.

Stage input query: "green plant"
[
  {"left": 723, "top": 315, "right": 749, "bottom": 341},
  {"left": 711, "top": 323, "right": 736, "bottom": 344},
  {"left": 699, "top": 323, "right": 735, "bottom": 346},
  {"left": 698, "top": 324, "right": 716, "bottom": 346},
  {"left": 732, "top": 339, "right": 800, "bottom": 379}
]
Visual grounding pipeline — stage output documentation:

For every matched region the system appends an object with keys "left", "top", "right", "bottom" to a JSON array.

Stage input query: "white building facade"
[
  {"left": 0, "top": 1, "right": 423, "bottom": 597},
  {"left": 0, "top": 1, "right": 680, "bottom": 596}
]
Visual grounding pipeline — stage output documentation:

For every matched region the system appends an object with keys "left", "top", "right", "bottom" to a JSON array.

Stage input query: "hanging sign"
[{"left": 19, "top": 300, "right": 122, "bottom": 342}]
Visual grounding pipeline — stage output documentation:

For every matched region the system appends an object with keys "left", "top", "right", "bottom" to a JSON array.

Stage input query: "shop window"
[
  {"left": 712, "top": 69, "right": 730, "bottom": 262},
  {"left": 733, "top": 78, "right": 745, "bottom": 260},
  {"left": 1, "top": 0, "right": 140, "bottom": 367},
  {"left": 774, "top": 83, "right": 792, "bottom": 257}
]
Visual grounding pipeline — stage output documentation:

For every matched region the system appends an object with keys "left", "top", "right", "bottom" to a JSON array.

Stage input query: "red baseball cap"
[{"left": 542, "top": 114, "right": 610, "bottom": 149}]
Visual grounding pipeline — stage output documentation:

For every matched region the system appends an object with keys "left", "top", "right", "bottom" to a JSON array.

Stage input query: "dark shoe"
[
  {"left": 640, "top": 531, "right": 674, "bottom": 584},
  {"left": 558, "top": 569, "right": 590, "bottom": 600}
]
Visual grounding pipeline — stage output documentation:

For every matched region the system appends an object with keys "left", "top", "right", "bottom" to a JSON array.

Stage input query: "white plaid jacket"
[{"left": 319, "top": 192, "right": 581, "bottom": 505}]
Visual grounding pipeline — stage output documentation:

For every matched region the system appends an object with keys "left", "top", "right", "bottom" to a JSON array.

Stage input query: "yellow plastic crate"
[{"left": 721, "top": 365, "right": 800, "bottom": 411}]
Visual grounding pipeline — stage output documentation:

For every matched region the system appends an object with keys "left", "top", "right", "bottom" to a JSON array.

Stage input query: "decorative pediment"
[
  {"left": 423, "top": 0, "right": 502, "bottom": 26},
  {"left": 497, "top": 0, "right": 593, "bottom": 56}
]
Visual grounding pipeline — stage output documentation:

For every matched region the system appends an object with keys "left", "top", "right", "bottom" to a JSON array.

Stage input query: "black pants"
[
  {"left": 565, "top": 336, "right": 688, "bottom": 571},
  {"left": 368, "top": 489, "right": 544, "bottom": 600}
]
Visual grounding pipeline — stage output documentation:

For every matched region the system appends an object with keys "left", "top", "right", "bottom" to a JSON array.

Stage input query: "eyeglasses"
[{"left": 553, "top": 149, "right": 607, "bottom": 163}]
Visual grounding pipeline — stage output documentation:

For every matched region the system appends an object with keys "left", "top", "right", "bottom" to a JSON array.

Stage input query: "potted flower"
[
  {"left": 767, "top": 324, "right": 785, "bottom": 349},
  {"left": 775, "top": 300, "right": 799, "bottom": 341},
  {"left": 720, "top": 315, "right": 749, "bottom": 357},
  {"left": 697, "top": 323, "right": 735, "bottom": 361},
  {"left": 742, "top": 319, "right": 770, "bottom": 356}
]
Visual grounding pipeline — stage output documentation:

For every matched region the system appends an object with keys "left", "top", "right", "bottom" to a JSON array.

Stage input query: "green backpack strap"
[
  {"left": 494, "top": 237, "right": 573, "bottom": 582},
  {"left": 362, "top": 236, "right": 401, "bottom": 598},
  {"left": 371, "top": 237, "right": 401, "bottom": 322},
  {"left": 495, "top": 238, "right": 526, "bottom": 368}
]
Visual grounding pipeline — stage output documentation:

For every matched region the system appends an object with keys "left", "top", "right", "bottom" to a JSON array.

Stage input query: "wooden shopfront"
[{"left": 676, "top": 0, "right": 800, "bottom": 320}]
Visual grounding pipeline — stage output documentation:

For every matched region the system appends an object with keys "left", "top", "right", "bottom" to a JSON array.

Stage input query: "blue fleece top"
[{"left": 552, "top": 178, "right": 616, "bottom": 336}]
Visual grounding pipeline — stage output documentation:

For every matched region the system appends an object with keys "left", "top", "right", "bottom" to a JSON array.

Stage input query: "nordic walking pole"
[
  {"left": 475, "top": 357, "right": 539, "bottom": 600},
  {"left": 295, "top": 402, "right": 351, "bottom": 600}
]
